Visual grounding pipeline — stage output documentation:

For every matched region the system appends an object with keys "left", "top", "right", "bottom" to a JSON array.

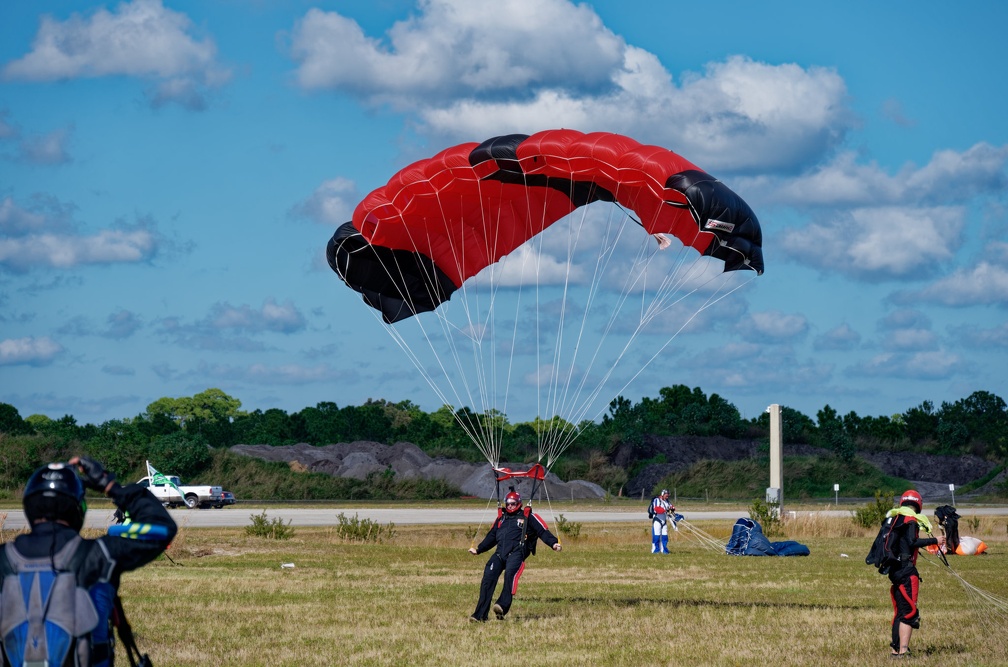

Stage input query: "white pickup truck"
[{"left": 136, "top": 474, "right": 224, "bottom": 509}]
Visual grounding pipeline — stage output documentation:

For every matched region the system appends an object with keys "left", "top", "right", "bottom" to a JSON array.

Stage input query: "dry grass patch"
[{"left": 106, "top": 521, "right": 1007, "bottom": 666}]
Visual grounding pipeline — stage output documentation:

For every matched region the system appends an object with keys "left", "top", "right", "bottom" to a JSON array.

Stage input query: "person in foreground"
[
  {"left": 468, "top": 490, "right": 562, "bottom": 622},
  {"left": 886, "top": 489, "right": 945, "bottom": 658},
  {"left": 0, "top": 456, "right": 177, "bottom": 666}
]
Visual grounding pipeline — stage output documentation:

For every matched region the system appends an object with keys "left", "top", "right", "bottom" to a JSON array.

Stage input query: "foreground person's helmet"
[
  {"left": 22, "top": 463, "right": 87, "bottom": 531},
  {"left": 504, "top": 490, "right": 522, "bottom": 513},
  {"left": 900, "top": 489, "right": 923, "bottom": 513}
]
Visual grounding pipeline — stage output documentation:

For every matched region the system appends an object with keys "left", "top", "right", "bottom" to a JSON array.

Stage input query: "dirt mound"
[{"left": 229, "top": 442, "right": 607, "bottom": 499}]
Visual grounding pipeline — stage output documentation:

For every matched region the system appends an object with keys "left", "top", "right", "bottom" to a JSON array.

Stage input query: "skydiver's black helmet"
[{"left": 22, "top": 463, "right": 87, "bottom": 532}]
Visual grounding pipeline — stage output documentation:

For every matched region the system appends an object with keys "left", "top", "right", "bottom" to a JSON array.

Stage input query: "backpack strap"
[{"left": 0, "top": 543, "right": 12, "bottom": 580}]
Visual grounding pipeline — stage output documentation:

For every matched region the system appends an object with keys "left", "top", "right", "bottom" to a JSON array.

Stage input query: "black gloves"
[{"left": 75, "top": 456, "right": 116, "bottom": 492}]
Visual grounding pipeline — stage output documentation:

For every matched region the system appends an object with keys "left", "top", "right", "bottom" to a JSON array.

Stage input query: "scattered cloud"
[
  {"left": 101, "top": 364, "right": 135, "bottom": 376},
  {"left": 490, "top": 243, "right": 583, "bottom": 287},
  {"left": 850, "top": 349, "right": 963, "bottom": 381},
  {"left": 2, "top": 0, "right": 231, "bottom": 110},
  {"left": 0, "top": 224, "right": 162, "bottom": 272},
  {"left": 748, "top": 142, "right": 1008, "bottom": 209},
  {"left": 0, "top": 197, "right": 165, "bottom": 273},
  {"left": 157, "top": 299, "right": 307, "bottom": 351},
  {"left": 287, "top": 2, "right": 853, "bottom": 173},
  {"left": 814, "top": 323, "right": 862, "bottom": 351},
  {"left": 16, "top": 127, "right": 73, "bottom": 165},
  {"left": 196, "top": 360, "right": 359, "bottom": 385},
  {"left": 951, "top": 321, "right": 1008, "bottom": 348},
  {"left": 881, "top": 97, "right": 916, "bottom": 127},
  {"left": 892, "top": 261, "right": 1008, "bottom": 307},
  {"left": 779, "top": 206, "right": 965, "bottom": 280},
  {"left": 748, "top": 310, "right": 808, "bottom": 340},
  {"left": 103, "top": 310, "right": 143, "bottom": 339},
  {"left": 207, "top": 299, "right": 306, "bottom": 334},
  {"left": 0, "top": 336, "right": 64, "bottom": 365},
  {"left": 293, "top": 177, "right": 358, "bottom": 224}
]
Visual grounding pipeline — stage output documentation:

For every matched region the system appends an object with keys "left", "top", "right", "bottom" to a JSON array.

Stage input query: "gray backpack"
[{"left": 0, "top": 536, "right": 101, "bottom": 667}]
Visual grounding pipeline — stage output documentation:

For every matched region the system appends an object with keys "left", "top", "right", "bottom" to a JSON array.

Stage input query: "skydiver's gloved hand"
[
  {"left": 468, "top": 547, "right": 478, "bottom": 555},
  {"left": 553, "top": 543, "right": 562, "bottom": 552},
  {"left": 71, "top": 456, "right": 116, "bottom": 493}
]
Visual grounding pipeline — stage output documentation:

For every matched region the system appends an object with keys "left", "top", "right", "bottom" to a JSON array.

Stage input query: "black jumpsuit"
[
  {"left": 887, "top": 515, "right": 938, "bottom": 650},
  {"left": 471, "top": 508, "right": 559, "bottom": 620}
]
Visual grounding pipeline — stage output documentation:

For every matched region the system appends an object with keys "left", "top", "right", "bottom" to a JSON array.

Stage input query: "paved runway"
[{"left": 5, "top": 504, "right": 1007, "bottom": 531}]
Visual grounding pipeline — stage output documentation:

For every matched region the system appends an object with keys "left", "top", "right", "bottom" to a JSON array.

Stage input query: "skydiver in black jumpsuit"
[{"left": 468, "top": 490, "right": 562, "bottom": 622}]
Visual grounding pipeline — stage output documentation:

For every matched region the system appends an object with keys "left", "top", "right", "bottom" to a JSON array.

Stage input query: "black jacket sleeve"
[
  {"left": 529, "top": 513, "right": 559, "bottom": 550},
  {"left": 475, "top": 522, "right": 498, "bottom": 555},
  {"left": 94, "top": 483, "right": 178, "bottom": 574}
]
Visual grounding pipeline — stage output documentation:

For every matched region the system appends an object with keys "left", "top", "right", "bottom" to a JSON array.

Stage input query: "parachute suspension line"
[
  {"left": 540, "top": 200, "right": 629, "bottom": 466},
  {"left": 677, "top": 518, "right": 726, "bottom": 553},
  {"left": 363, "top": 188, "right": 502, "bottom": 468},
  {"left": 524, "top": 201, "right": 627, "bottom": 468},
  {"left": 539, "top": 198, "right": 757, "bottom": 467},
  {"left": 581, "top": 271, "right": 748, "bottom": 434},
  {"left": 918, "top": 551, "right": 1008, "bottom": 631},
  {"left": 441, "top": 181, "right": 499, "bottom": 465},
  {"left": 343, "top": 223, "right": 476, "bottom": 436},
  {"left": 538, "top": 189, "right": 590, "bottom": 464},
  {"left": 380, "top": 312, "right": 498, "bottom": 465},
  {"left": 471, "top": 483, "right": 504, "bottom": 551},
  {"left": 538, "top": 199, "right": 682, "bottom": 466}
]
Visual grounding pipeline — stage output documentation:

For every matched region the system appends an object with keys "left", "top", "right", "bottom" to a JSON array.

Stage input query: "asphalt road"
[{"left": 5, "top": 504, "right": 1007, "bottom": 531}]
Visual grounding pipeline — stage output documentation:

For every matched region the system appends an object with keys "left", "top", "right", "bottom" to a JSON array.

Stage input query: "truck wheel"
[{"left": 185, "top": 494, "right": 199, "bottom": 509}]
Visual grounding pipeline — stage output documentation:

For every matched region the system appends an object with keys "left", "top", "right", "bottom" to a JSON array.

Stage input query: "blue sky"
[{"left": 1, "top": 0, "right": 1006, "bottom": 429}]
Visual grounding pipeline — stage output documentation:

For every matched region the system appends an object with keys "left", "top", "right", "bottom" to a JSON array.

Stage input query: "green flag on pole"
[{"left": 147, "top": 460, "right": 185, "bottom": 501}]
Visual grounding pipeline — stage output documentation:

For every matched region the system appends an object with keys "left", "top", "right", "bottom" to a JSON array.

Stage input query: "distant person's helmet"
[
  {"left": 22, "top": 463, "right": 87, "bottom": 532},
  {"left": 900, "top": 489, "right": 923, "bottom": 513},
  {"left": 660, "top": 489, "right": 669, "bottom": 497},
  {"left": 504, "top": 490, "right": 522, "bottom": 513}
]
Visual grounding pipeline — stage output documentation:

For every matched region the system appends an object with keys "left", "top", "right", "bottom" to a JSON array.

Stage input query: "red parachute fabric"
[{"left": 328, "top": 129, "right": 762, "bottom": 322}]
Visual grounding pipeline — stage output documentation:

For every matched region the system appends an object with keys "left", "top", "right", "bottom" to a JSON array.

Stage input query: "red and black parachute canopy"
[{"left": 327, "top": 129, "right": 763, "bottom": 323}]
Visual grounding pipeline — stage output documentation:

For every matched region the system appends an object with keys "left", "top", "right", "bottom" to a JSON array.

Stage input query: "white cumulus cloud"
[
  {"left": 2, "top": 0, "right": 230, "bottom": 110},
  {"left": 286, "top": 1, "right": 853, "bottom": 174},
  {"left": 0, "top": 336, "right": 64, "bottom": 365}
]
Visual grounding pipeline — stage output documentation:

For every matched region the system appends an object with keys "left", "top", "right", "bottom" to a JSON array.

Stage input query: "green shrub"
[
  {"left": 851, "top": 489, "right": 895, "bottom": 529},
  {"left": 554, "top": 513, "right": 582, "bottom": 540},
  {"left": 748, "top": 498, "right": 783, "bottom": 537},
  {"left": 334, "top": 512, "right": 395, "bottom": 543},
  {"left": 245, "top": 510, "right": 294, "bottom": 540}
]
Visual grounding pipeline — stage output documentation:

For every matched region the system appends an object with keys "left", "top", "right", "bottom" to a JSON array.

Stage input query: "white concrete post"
[{"left": 766, "top": 404, "right": 783, "bottom": 515}]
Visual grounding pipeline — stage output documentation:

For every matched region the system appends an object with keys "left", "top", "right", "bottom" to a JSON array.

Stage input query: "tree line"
[{"left": 1, "top": 386, "right": 1005, "bottom": 496}]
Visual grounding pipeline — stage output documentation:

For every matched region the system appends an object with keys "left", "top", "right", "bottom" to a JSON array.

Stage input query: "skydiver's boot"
[
  {"left": 492, "top": 604, "right": 505, "bottom": 620},
  {"left": 661, "top": 534, "right": 670, "bottom": 554}
]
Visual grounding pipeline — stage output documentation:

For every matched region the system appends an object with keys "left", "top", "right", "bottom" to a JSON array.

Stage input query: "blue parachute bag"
[{"left": 725, "top": 518, "right": 809, "bottom": 556}]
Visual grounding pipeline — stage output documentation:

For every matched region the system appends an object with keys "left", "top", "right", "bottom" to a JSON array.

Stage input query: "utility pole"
[{"left": 766, "top": 404, "right": 783, "bottom": 517}]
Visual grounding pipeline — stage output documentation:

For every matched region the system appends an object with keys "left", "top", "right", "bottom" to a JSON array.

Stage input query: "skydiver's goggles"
[{"left": 505, "top": 500, "right": 520, "bottom": 507}]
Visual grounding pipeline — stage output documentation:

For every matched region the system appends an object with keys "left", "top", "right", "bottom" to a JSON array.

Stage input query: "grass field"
[{"left": 66, "top": 513, "right": 1008, "bottom": 667}]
